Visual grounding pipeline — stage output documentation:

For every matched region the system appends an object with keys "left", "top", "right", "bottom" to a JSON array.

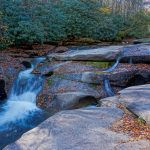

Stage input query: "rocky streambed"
[
  {"left": 1, "top": 43, "right": 150, "bottom": 150},
  {"left": 33, "top": 44, "right": 150, "bottom": 112}
]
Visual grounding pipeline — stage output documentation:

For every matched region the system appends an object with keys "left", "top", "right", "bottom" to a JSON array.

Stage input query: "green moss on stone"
[
  {"left": 85, "top": 61, "right": 113, "bottom": 69},
  {"left": 47, "top": 79, "right": 53, "bottom": 86}
]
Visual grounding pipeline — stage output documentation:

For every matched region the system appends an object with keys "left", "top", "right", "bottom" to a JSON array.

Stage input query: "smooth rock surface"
[
  {"left": 47, "top": 45, "right": 124, "bottom": 61},
  {"left": 119, "top": 84, "right": 150, "bottom": 124},
  {"left": 36, "top": 76, "right": 103, "bottom": 111},
  {"left": 101, "top": 84, "right": 150, "bottom": 124},
  {"left": 4, "top": 107, "right": 150, "bottom": 150}
]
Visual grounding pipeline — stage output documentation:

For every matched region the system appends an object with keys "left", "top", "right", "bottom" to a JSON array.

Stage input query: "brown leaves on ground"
[
  {"left": 7, "top": 44, "right": 56, "bottom": 57},
  {"left": 112, "top": 104, "right": 150, "bottom": 141}
]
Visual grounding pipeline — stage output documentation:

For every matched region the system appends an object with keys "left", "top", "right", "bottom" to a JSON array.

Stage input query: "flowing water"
[
  {"left": 102, "top": 47, "right": 129, "bottom": 95},
  {"left": 0, "top": 57, "right": 50, "bottom": 149},
  {"left": 104, "top": 79, "right": 115, "bottom": 97},
  {"left": 103, "top": 57, "right": 121, "bottom": 73}
]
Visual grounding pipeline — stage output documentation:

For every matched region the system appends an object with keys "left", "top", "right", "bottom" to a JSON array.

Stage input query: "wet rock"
[
  {"left": 0, "top": 80, "right": 7, "bottom": 100},
  {"left": 4, "top": 106, "right": 150, "bottom": 150},
  {"left": 54, "top": 46, "right": 68, "bottom": 53},
  {"left": 36, "top": 60, "right": 150, "bottom": 112},
  {"left": 81, "top": 63, "right": 150, "bottom": 86},
  {"left": 36, "top": 76, "right": 102, "bottom": 111},
  {"left": 0, "top": 51, "right": 23, "bottom": 94},
  {"left": 47, "top": 45, "right": 124, "bottom": 61},
  {"left": 49, "top": 92, "right": 98, "bottom": 110},
  {"left": 21, "top": 61, "right": 31, "bottom": 69},
  {"left": 33, "top": 61, "right": 102, "bottom": 75},
  {"left": 126, "top": 74, "right": 149, "bottom": 86},
  {"left": 133, "top": 38, "right": 150, "bottom": 44},
  {"left": 121, "top": 44, "right": 150, "bottom": 63}
]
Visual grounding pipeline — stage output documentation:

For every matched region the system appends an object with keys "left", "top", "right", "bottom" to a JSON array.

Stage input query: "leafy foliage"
[
  {"left": 0, "top": 0, "right": 66, "bottom": 48},
  {"left": 126, "top": 11, "right": 150, "bottom": 38},
  {"left": 0, "top": 11, "right": 12, "bottom": 49},
  {"left": 0, "top": 0, "right": 149, "bottom": 49}
]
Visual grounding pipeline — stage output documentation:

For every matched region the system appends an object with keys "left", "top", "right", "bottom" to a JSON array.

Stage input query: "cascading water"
[
  {"left": 0, "top": 58, "right": 45, "bottom": 128},
  {"left": 103, "top": 57, "right": 121, "bottom": 73},
  {"left": 103, "top": 47, "right": 132, "bottom": 96},
  {"left": 129, "top": 57, "right": 133, "bottom": 64},
  {"left": 104, "top": 79, "right": 115, "bottom": 97},
  {"left": 102, "top": 57, "right": 120, "bottom": 96},
  {"left": 0, "top": 57, "right": 49, "bottom": 149},
  {"left": 103, "top": 46, "right": 132, "bottom": 73}
]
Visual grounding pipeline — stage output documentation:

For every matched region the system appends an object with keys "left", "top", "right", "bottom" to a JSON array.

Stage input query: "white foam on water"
[
  {"left": 18, "top": 68, "right": 33, "bottom": 79},
  {"left": 0, "top": 57, "right": 45, "bottom": 130},
  {"left": 0, "top": 100, "right": 40, "bottom": 129}
]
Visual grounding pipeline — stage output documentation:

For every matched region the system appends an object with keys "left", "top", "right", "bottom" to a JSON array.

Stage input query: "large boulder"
[
  {"left": 119, "top": 84, "right": 150, "bottom": 124},
  {"left": 101, "top": 84, "right": 150, "bottom": 124},
  {"left": 36, "top": 60, "right": 150, "bottom": 112},
  {"left": 47, "top": 44, "right": 150, "bottom": 63},
  {"left": 121, "top": 44, "right": 150, "bottom": 63},
  {"left": 35, "top": 61, "right": 110, "bottom": 111},
  {"left": 47, "top": 45, "right": 124, "bottom": 61},
  {"left": 32, "top": 60, "right": 111, "bottom": 75},
  {"left": 4, "top": 106, "right": 150, "bottom": 150},
  {"left": 36, "top": 76, "right": 103, "bottom": 112},
  {"left": 81, "top": 63, "right": 150, "bottom": 87}
]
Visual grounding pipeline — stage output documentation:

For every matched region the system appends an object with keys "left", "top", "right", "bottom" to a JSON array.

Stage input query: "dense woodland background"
[{"left": 0, "top": 0, "right": 150, "bottom": 49}]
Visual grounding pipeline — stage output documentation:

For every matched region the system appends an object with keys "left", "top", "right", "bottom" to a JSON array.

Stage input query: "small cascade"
[
  {"left": 104, "top": 79, "right": 115, "bottom": 97},
  {"left": 103, "top": 57, "right": 121, "bottom": 73},
  {"left": 0, "top": 57, "right": 45, "bottom": 129},
  {"left": 129, "top": 57, "right": 133, "bottom": 64}
]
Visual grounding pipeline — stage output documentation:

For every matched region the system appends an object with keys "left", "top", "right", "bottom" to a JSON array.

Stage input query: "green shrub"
[
  {"left": 0, "top": 0, "right": 66, "bottom": 47},
  {"left": 0, "top": 0, "right": 149, "bottom": 48},
  {"left": 126, "top": 11, "right": 150, "bottom": 38},
  {"left": 58, "top": 0, "right": 124, "bottom": 41}
]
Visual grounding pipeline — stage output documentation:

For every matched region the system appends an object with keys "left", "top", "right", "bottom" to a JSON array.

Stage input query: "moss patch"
[
  {"left": 84, "top": 61, "right": 114, "bottom": 69},
  {"left": 47, "top": 78, "right": 53, "bottom": 86}
]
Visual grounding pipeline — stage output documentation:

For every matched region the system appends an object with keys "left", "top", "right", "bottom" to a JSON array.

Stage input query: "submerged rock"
[{"left": 21, "top": 61, "right": 32, "bottom": 69}]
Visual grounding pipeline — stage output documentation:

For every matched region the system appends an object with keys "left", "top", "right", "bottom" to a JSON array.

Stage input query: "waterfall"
[
  {"left": 129, "top": 57, "right": 133, "bottom": 64},
  {"left": 0, "top": 57, "right": 45, "bottom": 129},
  {"left": 104, "top": 79, "right": 114, "bottom": 97}
]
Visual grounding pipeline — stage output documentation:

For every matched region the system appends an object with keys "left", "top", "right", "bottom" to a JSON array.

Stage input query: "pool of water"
[{"left": 0, "top": 107, "right": 50, "bottom": 149}]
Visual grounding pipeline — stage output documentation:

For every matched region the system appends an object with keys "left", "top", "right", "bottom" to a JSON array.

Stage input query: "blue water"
[{"left": 0, "top": 57, "right": 50, "bottom": 149}]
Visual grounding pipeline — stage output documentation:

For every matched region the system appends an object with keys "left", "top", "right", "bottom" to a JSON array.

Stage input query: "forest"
[{"left": 0, "top": 0, "right": 150, "bottom": 49}]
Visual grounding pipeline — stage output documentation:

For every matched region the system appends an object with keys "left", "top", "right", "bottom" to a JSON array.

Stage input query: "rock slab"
[
  {"left": 48, "top": 45, "right": 124, "bottom": 61},
  {"left": 101, "top": 84, "right": 150, "bottom": 124},
  {"left": 119, "top": 84, "right": 150, "bottom": 124},
  {"left": 4, "top": 107, "right": 150, "bottom": 150}
]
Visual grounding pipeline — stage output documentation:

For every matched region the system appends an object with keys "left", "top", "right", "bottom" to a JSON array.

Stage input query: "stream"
[{"left": 0, "top": 58, "right": 50, "bottom": 149}]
